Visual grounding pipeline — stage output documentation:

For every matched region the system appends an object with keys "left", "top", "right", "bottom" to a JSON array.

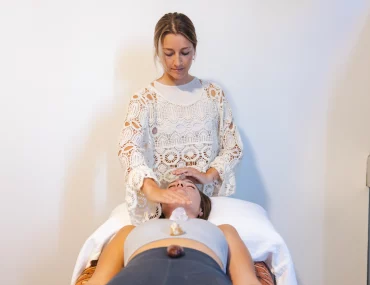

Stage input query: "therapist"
[{"left": 118, "top": 12, "right": 243, "bottom": 225}]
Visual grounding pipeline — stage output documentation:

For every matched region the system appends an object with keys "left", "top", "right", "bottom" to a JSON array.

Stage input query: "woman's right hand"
[
  {"left": 142, "top": 178, "right": 192, "bottom": 205},
  {"left": 147, "top": 187, "right": 192, "bottom": 205}
]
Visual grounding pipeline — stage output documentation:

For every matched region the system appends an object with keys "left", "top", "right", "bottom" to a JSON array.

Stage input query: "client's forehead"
[{"left": 169, "top": 178, "right": 195, "bottom": 184}]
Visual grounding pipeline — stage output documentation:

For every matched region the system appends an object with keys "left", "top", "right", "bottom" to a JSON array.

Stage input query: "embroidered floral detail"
[{"left": 118, "top": 80, "right": 243, "bottom": 225}]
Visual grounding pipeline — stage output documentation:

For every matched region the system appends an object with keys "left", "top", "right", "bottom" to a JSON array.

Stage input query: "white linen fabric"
[
  {"left": 153, "top": 77, "right": 203, "bottom": 105},
  {"left": 117, "top": 79, "right": 243, "bottom": 225},
  {"left": 70, "top": 197, "right": 297, "bottom": 285}
]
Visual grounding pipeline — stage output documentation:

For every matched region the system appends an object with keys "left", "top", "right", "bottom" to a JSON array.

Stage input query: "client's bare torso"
[{"left": 124, "top": 227, "right": 224, "bottom": 269}]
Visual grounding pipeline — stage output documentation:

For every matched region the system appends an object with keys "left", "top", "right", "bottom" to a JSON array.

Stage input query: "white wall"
[{"left": 0, "top": 1, "right": 369, "bottom": 285}]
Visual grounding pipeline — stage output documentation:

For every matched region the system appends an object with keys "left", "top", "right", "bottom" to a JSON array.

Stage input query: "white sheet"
[{"left": 70, "top": 197, "right": 297, "bottom": 285}]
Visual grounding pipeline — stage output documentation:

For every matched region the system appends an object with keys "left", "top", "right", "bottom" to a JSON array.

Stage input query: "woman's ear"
[{"left": 198, "top": 208, "right": 203, "bottom": 217}]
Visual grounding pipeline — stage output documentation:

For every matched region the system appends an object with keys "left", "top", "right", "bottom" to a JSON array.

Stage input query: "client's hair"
[{"left": 198, "top": 190, "right": 212, "bottom": 220}]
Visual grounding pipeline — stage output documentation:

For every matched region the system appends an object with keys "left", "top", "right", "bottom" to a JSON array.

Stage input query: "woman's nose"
[
  {"left": 174, "top": 55, "right": 181, "bottom": 66},
  {"left": 176, "top": 182, "right": 184, "bottom": 187}
]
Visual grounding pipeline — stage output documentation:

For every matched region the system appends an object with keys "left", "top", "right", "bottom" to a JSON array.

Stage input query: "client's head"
[{"left": 161, "top": 178, "right": 212, "bottom": 220}]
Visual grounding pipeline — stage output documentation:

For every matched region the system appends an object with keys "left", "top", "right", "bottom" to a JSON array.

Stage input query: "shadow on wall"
[
  {"left": 219, "top": 85, "right": 269, "bottom": 212},
  {"left": 45, "top": 46, "right": 157, "bottom": 285},
  {"left": 235, "top": 129, "right": 269, "bottom": 212},
  {"left": 323, "top": 13, "right": 370, "bottom": 285}
]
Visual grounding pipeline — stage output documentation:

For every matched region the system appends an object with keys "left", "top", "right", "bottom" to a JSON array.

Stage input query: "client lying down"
[{"left": 86, "top": 178, "right": 262, "bottom": 285}]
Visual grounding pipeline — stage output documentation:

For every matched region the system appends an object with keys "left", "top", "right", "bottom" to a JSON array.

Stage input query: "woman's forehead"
[{"left": 169, "top": 178, "right": 195, "bottom": 185}]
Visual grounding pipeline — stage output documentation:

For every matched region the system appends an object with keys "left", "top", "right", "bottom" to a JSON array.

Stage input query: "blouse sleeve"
[
  {"left": 209, "top": 88, "right": 243, "bottom": 196},
  {"left": 117, "top": 93, "right": 161, "bottom": 225}
]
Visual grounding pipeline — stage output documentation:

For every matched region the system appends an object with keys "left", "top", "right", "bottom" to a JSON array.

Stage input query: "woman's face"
[
  {"left": 161, "top": 178, "right": 202, "bottom": 219},
  {"left": 159, "top": 33, "right": 195, "bottom": 84}
]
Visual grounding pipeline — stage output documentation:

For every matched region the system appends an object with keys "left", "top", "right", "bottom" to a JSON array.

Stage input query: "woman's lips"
[{"left": 172, "top": 68, "right": 184, "bottom": 72}]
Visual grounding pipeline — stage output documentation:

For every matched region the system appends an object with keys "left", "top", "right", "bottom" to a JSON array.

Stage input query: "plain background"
[{"left": 0, "top": 1, "right": 369, "bottom": 285}]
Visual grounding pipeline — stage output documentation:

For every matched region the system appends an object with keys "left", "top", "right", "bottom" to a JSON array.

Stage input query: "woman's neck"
[{"left": 157, "top": 73, "right": 194, "bottom": 86}]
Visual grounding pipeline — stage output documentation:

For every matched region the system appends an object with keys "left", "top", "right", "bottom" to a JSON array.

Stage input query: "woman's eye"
[
  {"left": 168, "top": 185, "right": 175, "bottom": 188},
  {"left": 164, "top": 52, "right": 189, "bottom": 56},
  {"left": 187, "top": 185, "right": 195, "bottom": 189}
]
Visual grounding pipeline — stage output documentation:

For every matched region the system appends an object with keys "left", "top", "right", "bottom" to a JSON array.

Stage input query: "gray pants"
[{"left": 107, "top": 247, "right": 232, "bottom": 285}]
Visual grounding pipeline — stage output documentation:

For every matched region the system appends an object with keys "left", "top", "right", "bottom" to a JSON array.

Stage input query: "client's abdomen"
[
  {"left": 110, "top": 247, "right": 231, "bottom": 285},
  {"left": 126, "top": 238, "right": 224, "bottom": 270}
]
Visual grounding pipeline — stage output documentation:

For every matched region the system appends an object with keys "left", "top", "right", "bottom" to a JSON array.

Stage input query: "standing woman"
[{"left": 118, "top": 12, "right": 243, "bottom": 225}]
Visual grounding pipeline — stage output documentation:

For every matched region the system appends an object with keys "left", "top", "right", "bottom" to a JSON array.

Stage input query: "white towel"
[{"left": 70, "top": 197, "right": 297, "bottom": 285}]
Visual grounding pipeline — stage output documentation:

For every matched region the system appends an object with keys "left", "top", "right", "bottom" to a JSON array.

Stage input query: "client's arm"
[
  {"left": 86, "top": 225, "right": 135, "bottom": 285},
  {"left": 218, "top": 224, "right": 262, "bottom": 285}
]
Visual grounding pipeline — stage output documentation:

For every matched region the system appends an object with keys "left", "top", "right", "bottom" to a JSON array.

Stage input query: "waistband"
[{"left": 127, "top": 247, "right": 222, "bottom": 271}]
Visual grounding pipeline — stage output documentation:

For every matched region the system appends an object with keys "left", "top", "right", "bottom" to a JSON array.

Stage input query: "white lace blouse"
[{"left": 118, "top": 78, "right": 243, "bottom": 225}]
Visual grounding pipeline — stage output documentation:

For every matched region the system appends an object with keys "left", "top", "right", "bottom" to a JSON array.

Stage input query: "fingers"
[
  {"left": 161, "top": 190, "right": 192, "bottom": 205},
  {"left": 171, "top": 170, "right": 186, "bottom": 177},
  {"left": 172, "top": 167, "right": 199, "bottom": 178},
  {"left": 172, "top": 168, "right": 203, "bottom": 184},
  {"left": 169, "top": 192, "right": 192, "bottom": 205},
  {"left": 172, "top": 167, "right": 195, "bottom": 175}
]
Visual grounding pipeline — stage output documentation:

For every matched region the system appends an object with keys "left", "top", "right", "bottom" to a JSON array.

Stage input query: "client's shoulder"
[{"left": 217, "top": 224, "right": 238, "bottom": 235}]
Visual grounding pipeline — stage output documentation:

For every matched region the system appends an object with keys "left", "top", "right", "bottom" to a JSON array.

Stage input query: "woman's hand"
[
  {"left": 142, "top": 178, "right": 192, "bottom": 205},
  {"left": 172, "top": 167, "right": 215, "bottom": 184},
  {"left": 147, "top": 187, "right": 192, "bottom": 205}
]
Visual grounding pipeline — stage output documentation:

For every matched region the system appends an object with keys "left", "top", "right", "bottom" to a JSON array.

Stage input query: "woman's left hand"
[{"left": 172, "top": 167, "right": 213, "bottom": 184}]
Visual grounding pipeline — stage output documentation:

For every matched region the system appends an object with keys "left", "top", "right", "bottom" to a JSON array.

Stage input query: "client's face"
[{"left": 161, "top": 178, "right": 202, "bottom": 219}]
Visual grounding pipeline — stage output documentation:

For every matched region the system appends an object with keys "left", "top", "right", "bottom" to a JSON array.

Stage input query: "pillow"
[
  {"left": 208, "top": 197, "right": 283, "bottom": 262},
  {"left": 209, "top": 197, "right": 296, "bottom": 284},
  {"left": 109, "top": 202, "right": 132, "bottom": 223}
]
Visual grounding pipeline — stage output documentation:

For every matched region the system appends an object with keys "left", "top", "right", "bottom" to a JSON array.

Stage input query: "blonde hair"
[{"left": 154, "top": 12, "right": 197, "bottom": 61}]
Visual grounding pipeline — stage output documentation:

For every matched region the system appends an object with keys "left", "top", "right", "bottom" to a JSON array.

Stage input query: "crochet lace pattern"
[{"left": 118, "top": 80, "right": 243, "bottom": 225}]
